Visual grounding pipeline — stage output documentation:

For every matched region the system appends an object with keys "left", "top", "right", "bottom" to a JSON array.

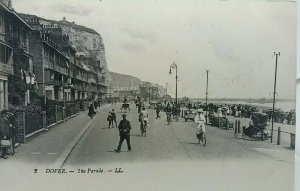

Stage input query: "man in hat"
[
  {"left": 115, "top": 114, "right": 132, "bottom": 153},
  {"left": 194, "top": 109, "right": 206, "bottom": 144}
]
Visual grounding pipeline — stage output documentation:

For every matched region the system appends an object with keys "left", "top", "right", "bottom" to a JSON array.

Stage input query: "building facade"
[
  {"left": 0, "top": 0, "right": 33, "bottom": 110},
  {"left": 23, "top": 15, "right": 107, "bottom": 103}
]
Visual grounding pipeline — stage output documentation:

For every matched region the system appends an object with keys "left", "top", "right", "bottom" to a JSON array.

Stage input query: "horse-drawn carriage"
[
  {"left": 242, "top": 112, "right": 270, "bottom": 141},
  {"left": 120, "top": 103, "right": 130, "bottom": 113},
  {"left": 209, "top": 115, "right": 234, "bottom": 129}
]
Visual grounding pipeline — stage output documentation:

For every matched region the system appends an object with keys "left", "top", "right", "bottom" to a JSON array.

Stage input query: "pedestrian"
[
  {"left": 0, "top": 112, "right": 11, "bottom": 159},
  {"left": 194, "top": 109, "right": 206, "bottom": 144},
  {"left": 114, "top": 114, "right": 131, "bottom": 153},
  {"left": 111, "top": 109, "right": 117, "bottom": 128},
  {"left": 94, "top": 100, "right": 98, "bottom": 110},
  {"left": 107, "top": 111, "right": 113, "bottom": 128},
  {"left": 88, "top": 102, "right": 95, "bottom": 119},
  {"left": 166, "top": 104, "right": 172, "bottom": 124},
  {"left": 7, "top": 112, "right": 16, "bottom": 155},
  {"left": 156, "top": 103, "right": 161, "bottom": 119}
]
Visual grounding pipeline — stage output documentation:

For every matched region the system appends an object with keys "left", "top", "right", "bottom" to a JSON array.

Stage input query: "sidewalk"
[{"left": 0, "top": 104, "right": 111, "bottom": 165}]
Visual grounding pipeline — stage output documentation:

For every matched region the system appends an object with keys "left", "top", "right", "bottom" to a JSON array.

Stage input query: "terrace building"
[{"left": 0, "top": 0, "right": 33, "bottom": 110}]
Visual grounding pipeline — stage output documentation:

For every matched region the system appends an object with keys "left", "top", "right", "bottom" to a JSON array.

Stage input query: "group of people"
[
  {"left": 0, "top": 111, "right": 16, "bottom": 159},
  {"left": 113, "top": 97, "right": 150, "bottom": 153},
  {"left": 109, "top": 97, "right": 209, "bottom": 152},
  {"left": 107, "top": 109, "right": 117, "bottom": 128}
]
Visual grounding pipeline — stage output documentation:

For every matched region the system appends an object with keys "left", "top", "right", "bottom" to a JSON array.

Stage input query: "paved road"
[
  {"left": 0, "top": 104, "right": 294, "bottom": 191},
  {"left": 65, "top": 104, "right": 294, "bottom": 166}
]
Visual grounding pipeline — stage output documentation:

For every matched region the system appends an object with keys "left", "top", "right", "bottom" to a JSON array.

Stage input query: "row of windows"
[{"left": 44, "top": 46, "right": 67, "bottom": 68}]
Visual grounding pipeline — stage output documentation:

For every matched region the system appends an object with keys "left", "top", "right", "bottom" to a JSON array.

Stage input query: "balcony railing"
[
  {"left": 88, "top": 78, "right": 96, "bottom": 84},
  {"left": 4, "top": 34, "right": 28, "bottom": 53},
  {"left": 0, "top": 63, "right": 14, "bottom": 75}
]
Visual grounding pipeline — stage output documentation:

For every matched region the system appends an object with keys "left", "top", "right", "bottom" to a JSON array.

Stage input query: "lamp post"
[
  {"left": 271, "top": 52, "right": 280, "bottom": 143},
  {"left": 169, "top": 62, "right": 178, "bottom": 106},
  {"left": 205, "top": 69, "right": 209, "bottom": 125}
]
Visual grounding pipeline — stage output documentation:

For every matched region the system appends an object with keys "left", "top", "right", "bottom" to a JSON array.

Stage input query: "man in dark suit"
[
  {"left": 114, "top": 114, "right": 131, "bottom": 153},
  {"left": 111, "top": 109, "right": 117, "bottom": 128},
  {"left": 0, "top": 112, "right": 11, "bottom": 159}
]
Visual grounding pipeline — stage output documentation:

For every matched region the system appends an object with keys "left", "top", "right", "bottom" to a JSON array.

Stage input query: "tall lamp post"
[
  {"left": 205, "top": 69, "right": 209, "bottom": 124},
  {"left": 169, "top": 62, "right": 178, "bottom": 106},
  {"left": 271, "top": 52, "right": 280, "bottom": 143}
]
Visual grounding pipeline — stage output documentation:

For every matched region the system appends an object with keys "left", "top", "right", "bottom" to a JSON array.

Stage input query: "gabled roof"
[{"left": 0, "top": 1, "right": 32, "bottom": 30}]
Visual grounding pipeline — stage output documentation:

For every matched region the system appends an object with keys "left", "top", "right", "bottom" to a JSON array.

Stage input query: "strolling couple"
[{"left": 107, "top": 109, "right": 117, "bottom": 128}]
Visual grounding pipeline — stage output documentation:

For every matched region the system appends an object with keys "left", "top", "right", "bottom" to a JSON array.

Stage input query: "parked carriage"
[
  {"left": 209, "top": 115, "right": 234, "bottom": 129},
  {"left": 243, "top": 112, "right": 270, "bottom": 141}
]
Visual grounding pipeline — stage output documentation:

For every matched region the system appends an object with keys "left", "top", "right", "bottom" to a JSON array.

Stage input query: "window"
[
  {"left": 12, "top": 23, "right": 18, "bottom": 38},
  {"left": 0, "top": 13, "right": 4, "bottom": 34},
  {"left": 0, "top": 44, "right": 12, "bottom": 65}
]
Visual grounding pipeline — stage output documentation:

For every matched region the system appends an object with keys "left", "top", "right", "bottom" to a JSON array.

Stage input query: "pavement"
[
  {"left": 224, "top": 115, "right": 295, "bottom": 147},
  {"left": 0, "top": 103, "right": 295, "bottom": 191}
]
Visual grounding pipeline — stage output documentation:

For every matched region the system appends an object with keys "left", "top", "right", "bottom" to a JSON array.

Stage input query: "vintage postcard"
[{"left": 0, "top": 0, "right": 297, "bottom": 191}]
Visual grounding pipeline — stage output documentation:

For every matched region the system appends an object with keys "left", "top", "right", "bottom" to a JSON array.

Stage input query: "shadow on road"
[
  {"left": 130, "top": 134, "right": 144, "bottom": 137},
  {"left": 236, "top": 137, "right": 260, "bottom": 142},
  {"left": 106, "top": 150, "right": 129, "bottom": 153},
  {"left": 181, "top": 141, "right": 199, "bottom": 145}
]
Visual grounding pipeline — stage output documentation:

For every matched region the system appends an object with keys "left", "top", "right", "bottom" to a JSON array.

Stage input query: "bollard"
[
  {"left": 290, "top": 134, "right": 295, "bottom": 148},
  {"left": 55, "top": 105, "right": 58, "bottom": 123},
  {"left": 238, "top": 120, "right": 241, "bottom": 134},
  {"left": 261, "top": 129, "right": 265, "bottom": 141},
  {"left": 234, "top": 121, "right": 237, "bottom": 138},
  {"left": 235, "top": 120, "right": 238, "bottom": 131},
  {"left": 242, "top": 126, "right": 246, "bottom": 136},
  {"left": 277, "top": 127, "right": 281, "bottom": 145}
]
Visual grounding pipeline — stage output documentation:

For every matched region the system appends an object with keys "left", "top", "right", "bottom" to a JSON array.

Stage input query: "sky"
[{"left": 12, "top": 0, "right": 297, "bottom": 99}]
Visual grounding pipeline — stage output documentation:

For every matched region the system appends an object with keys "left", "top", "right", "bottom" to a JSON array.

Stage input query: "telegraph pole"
[
  {"left": 175, "top": 64, "right": 178, "bottom": 106},
  {"left": 169, "top": 62, "right": 178, "bottom": 105},
  {"left": 205, "top": 70, "right": 209, "bottom": 124},
  {"left": 271, "top": 52, "right": 280, "bottom": 143},
  {"left": 166, "top": 83, "right": 168, "bottom": 97}
]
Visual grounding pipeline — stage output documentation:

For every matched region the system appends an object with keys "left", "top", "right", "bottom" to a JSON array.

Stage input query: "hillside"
[{"left": 20, "top": 13, "right": 111, "bottom": 85}]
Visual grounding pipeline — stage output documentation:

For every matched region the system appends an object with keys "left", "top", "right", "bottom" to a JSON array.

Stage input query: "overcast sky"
[{"left": 13, "top": 0, "right": 296, "bottom": 99}]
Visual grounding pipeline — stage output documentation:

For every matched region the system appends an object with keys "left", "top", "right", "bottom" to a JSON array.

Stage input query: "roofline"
[
  {"left": 13, "top": 12, "right": 32, "bottom": 30},
  {"left": 0, "top": 1, "right": 11, "bottom": 12},
  {"left": 0, "top": 2, "right": 32, "bottom": 30}
]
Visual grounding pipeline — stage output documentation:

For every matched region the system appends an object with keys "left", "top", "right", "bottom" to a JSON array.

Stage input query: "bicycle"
[
  {"left": 140, "top": 120, "right": 147, "bottom": 137},
  {"left": 166, "top": 112, "right": 171, "bottom": 125},
  {"left": 196, "top": 132, "right": 206, "bottom": 146}
]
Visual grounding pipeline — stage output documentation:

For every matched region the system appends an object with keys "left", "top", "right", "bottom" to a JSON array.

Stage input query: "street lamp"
[
  {"left": 169, "top": 62, "right": 178, "bottom": 106},
  {"left": 271, "top": 52, "right": 280, "bottom": 143}
]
